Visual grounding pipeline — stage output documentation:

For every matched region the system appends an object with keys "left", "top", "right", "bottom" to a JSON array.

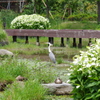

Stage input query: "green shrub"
[
  {"left": 69, "top": 39, "right": 100, "bottom": 100},
  {"left": 67, "top": 14, "right": 97, "bottom": 21},
  {"left": 3, "top": 80, "right": 46, "bottom": 100},
  {"left": 0, "top": 9, "right": 18, "bottom": 29},
  {"left": 11, "top": 14, "right": 50, "bottom": 29},
  {"left": 21, "top": 3, "right": 34, "bottom": 15},
  {"left": 0, "top": 29, "right": 8, "bottom": 42},
  {"left": 67, "top": 14, "right": 86, "bottom": 21}
]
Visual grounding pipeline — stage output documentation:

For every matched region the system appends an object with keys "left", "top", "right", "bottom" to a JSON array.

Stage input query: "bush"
[
  {"left": 0, "top": 30, "right": 8, "bottom": 42},
  {"left": 67, "top": 14, "right": 97, "bottom": 21},
  {"left": 0, "top": 29, "right": 9, "bottom": 46},
  {"left": 0, "top": 9, "right": 18, "bottom": 29},
  {"left": 69, "top": 39, "right": 100, "bottom": 100},
  {"left": 11, "top": 14, "right": 50, "bottom": 29},
  {"left": 21, "top": 3, "right": 34, "bottom": 15}
]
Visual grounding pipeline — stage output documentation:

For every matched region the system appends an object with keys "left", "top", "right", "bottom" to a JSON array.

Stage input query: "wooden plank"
[
  {"left": 0, "top": 0, "right": 25, "bottom": 2},
  {"left": 5, "top": 29, "right": 100, "bottom": 38}
]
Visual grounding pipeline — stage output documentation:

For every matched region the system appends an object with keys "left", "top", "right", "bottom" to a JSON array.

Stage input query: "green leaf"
[
  {"left": 96, "top": 94, "right": 100, "bottom": 98},
  {"left": 86, "top": 82, "right": 98, "bottom": 88}
]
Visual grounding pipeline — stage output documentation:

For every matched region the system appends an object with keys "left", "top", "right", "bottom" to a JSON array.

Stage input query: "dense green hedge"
[
  {"left": 67, "top": 14, "right": 97, "bottom": 21},
  {"left": 69, "top": 39, "right": 100, "bottom": 100}
]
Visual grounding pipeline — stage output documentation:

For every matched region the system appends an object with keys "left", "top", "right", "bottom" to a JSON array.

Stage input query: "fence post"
[
  {"left": 60, "top": 37, "right": 65, "bottom": 47},
  {"left": 88, "top": 38, "right": 92, "bottom": 46},
  {"left": 78, "top": 38, "right": 82, "bottom": 48},
  {"left": 25, "top": 36, "right": 29, "bottom": 44},
  {"left": 73, "top": 38, "right": 77, "bottom": 47},
  {"left": 51, "top": 37, "right": 54, "bottom": 44},
  {"left": 13, "top": 36, "right": 17, "bottom": 42},
  {"left": 48, "top": 37, "right": 54, "bottom": 44},
  {"left": 36, "top": 36, "right": 40, "bottom": 46}
]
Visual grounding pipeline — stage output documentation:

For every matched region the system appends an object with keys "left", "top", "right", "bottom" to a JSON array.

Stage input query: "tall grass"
[
  {"left": 0, "top": 57, "right": 57, "bottom": 83},
  {"left": 0, "top": 58, "right": 29, "bottom": 82},
  {"left": 31, "top": 62, "right": 57, "bottom": 83},
  {"left": 3, "top": 80, "right": 46, "bottom": 100},
  {"left": 0, "top": 57, "right": 57, "bottom": 99}
]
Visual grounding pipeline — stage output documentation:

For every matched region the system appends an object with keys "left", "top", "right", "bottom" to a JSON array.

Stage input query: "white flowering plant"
[
  {"left": 11, "top": 14, "right": 50, "bottom": 29},
  {"left": 69, "top": 39, "right": 100, "bottom": 100}
]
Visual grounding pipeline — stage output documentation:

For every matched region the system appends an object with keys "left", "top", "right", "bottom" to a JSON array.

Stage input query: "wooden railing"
[
  {"left": 0, "top": 0, "right": 25, "bottom": 2},
  {"left": 5, "top": 29, "right": 100, "bottom": 47}
]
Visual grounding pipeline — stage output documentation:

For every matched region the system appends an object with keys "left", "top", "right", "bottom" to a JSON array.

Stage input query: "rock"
[
  {"left": 0, "top": 82, "right": 6, "bottom": 91},
  {"left": 42, "top": 82, "right": 73, "bottom": 95},
  {"left": 0, "top": 49, "right": 13, "bottom": 57},
  {"left": 16, "top": 75, "right": 27, "bottom": 81},
  {"left": 0, "top": 81, "right": 12, "bottom": 91}
]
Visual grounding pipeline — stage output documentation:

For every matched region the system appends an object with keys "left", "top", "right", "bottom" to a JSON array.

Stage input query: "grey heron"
[{"left": 47, "top": 42, "right": 56, "bottom": 63}]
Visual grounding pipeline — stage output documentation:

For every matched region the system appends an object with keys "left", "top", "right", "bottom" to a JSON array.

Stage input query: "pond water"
[
  {"left": 18, "top": 54, "right": 73, "bottom": 100},
  {"left": 19, "top": 54, "right": 71, "bottom": 82},
  {"left": 52, "top": 64, "right": 70, "bottom": 82}
]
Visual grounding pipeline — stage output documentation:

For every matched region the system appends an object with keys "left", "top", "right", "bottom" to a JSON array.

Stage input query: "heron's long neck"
[{"left": 48, "top": 45, "right": 51, "bottom": 52}]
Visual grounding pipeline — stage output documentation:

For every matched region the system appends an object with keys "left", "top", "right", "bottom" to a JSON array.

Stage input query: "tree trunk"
[
  {"left": 46, "top": 0, "right": 49, "bottom": 19},
  {"left": 97, "top": 1, "right": 100, "bottom": 24},
  {"left": 33, "top": 0, "right": 37, "bottom": 13}
]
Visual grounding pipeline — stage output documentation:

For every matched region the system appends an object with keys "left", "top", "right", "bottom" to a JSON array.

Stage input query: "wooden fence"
[{"left": 5, "top": 29, "right": 100, "bottom": 47}]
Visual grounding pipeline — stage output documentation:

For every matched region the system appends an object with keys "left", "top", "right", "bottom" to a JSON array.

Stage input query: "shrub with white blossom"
[
  {"left": 69, "top": 39, "right": 100, "bottom": 100},
  {"left": 11, "top": 14, "right": 50, "bottom": 29}
]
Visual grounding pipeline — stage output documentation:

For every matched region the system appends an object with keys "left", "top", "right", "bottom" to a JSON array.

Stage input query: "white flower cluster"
[
  {"left": 71, "top": 39, "right": 100, "bottom": 76},
  {"left": 11, "top": 14, "right": 50, "bottom": 29},
  {"left": 70, "top": 39, "right": 100, "bottom": 100}
]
